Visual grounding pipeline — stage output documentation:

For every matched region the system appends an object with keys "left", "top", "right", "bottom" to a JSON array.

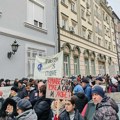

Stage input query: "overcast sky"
[{"left": 107, "top": 0, "right": 120, "bottom": 18}]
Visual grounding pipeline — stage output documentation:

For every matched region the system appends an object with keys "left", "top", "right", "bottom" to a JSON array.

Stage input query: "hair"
[
  {"left": 68, "top": 97, "right": 75, "bottom": 105},
  {"left": 39, "top": 85, "right": 46, "bottom": 96}
]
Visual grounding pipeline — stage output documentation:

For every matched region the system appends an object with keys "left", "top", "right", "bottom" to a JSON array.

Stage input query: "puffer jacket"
[
  {"left": 92, "top": 96, "right": 119, "bottom": 120},
  {"left": 33, "top": 96, "right": 52, "bottom": 120},
  {"left": 73, "top": 92, "right": 88, "bottom": 113},
  {"left": 16, "top": 109, "right": 37, "bottom": 120}
]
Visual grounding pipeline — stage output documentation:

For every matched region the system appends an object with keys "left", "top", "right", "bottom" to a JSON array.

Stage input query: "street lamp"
[{"left": 7, "top": 40, "right": 19, "bottom": 59}]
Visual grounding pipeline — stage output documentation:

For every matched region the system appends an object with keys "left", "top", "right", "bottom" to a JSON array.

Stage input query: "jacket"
[
  {"left": 92, "top": 96, "right": 119, "bottom": 120},
  {"left": 73, "top": 93, "right": 88, "bottom": 113},
  {"left": 59, "top": 109, "right": 83, "bottom": 120},
  {"left": 83, "top": 84, "right": 92, "bottom": 101},
  {"left": 33, "top": 96, "right": 52, "bottom": 120},
  {"left": 16, "top": 109, "right": 37, "bottom": 120}
]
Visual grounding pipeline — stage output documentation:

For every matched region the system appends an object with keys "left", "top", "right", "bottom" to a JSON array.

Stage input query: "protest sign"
[
  {"left": 46, "top": 77, "right": 71, "bottom": 100},
  {"left": 0, "top": 86, "right": 11, "bottom": 99},
  {"left": 34, "top": 51, "right": 63, "bottom": 80}
]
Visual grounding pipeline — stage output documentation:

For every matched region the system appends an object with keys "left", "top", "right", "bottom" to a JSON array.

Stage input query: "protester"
[
  {"left": 0, "top": 91, "right": 4, "bottom": 110},
  {"left": 17, "top": 80, "right": 25, "bottom": 99},
  {"left": 13, "top": 78, "right": 19, "bottom": 88},
  {"left": 9, "top": 87, "right": 21, "bottom": 103},
  {"left": 51, "top": 99, "right": 65, "bottom": 120},
  {"left": 92, "top": 85, "right": 119, "bottom": 120},
  {"left": 23, "top": 83, "right": 38, "bottom": 105},
  {"left": 73, "top": 92, "right": 88, "bottom": 113},
  {"left": 0, "top": 98, "right": 17, "bottom": 120},
  {"left": 73, "top": 79, "right": 84, "bottom": 95},
  {"left": 16, "top": 99, "right": 37, "bottom": 120},
  {"left": 33, "top": 85, "right": 52, "bottom": 120},
  {"left": 81, "top": 78, "right": 92, "bottom": 101},
  {"left": 59, "top": 97, "right": 83, "bottom": 120}
]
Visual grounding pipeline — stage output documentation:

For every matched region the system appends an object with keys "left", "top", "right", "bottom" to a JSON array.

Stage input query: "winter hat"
[
  {"left": 92, "top": 85, "right": 104, "bottom": 98},
  {"left": 0, "top": 91, "right": 3, "bottom": 96},
  {"left": 17, "top": 99, "right": 32, "bottom": 111},
  {"left": 11, "top": 87, "right": 18, "bottom": 93},
  {"left": 18, "top": 80, "right": 23, "bottom": 84}
]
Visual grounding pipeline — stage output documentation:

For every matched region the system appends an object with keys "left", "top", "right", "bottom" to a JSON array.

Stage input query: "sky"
[{"left": 107, "top": 0, "right": 120, "bottom": 18}]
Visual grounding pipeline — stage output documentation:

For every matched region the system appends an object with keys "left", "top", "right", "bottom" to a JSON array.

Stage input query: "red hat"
[{"left": 0, "top": 91, "right": 3, "bottom": 96}]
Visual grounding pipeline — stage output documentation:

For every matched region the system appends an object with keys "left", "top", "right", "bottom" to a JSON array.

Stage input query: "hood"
[
  {"left": 0, "top": 98, "right": 17, "bottom": 117},
  {"left": 75, "top": 92, "right": 86, "bottom": 99}
]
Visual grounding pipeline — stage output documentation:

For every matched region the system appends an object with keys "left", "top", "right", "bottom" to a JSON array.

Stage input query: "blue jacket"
[{"left": 83, "top": 84, "right": 92, "bottom": 101}]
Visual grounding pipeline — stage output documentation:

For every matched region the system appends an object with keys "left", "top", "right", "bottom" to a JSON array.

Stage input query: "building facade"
[
  {"left": 58, "top": 0, "right": 118, "bottom": 77},
  {"left": 113, "top": 12, "right": 120, "bottom": 73},
  {"left": 0, "top": 0, "right": 57, "bottom": 79}
]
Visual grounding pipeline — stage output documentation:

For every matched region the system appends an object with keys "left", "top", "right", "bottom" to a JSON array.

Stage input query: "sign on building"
[
  {"left": 34, "top": 51, "right": 63, "bottom": 80},
  {"left": 46, "top": 77, "right": 71, "bottom": 100}
]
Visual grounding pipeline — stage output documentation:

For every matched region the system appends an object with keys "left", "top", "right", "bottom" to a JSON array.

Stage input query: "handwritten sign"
[{"left": 46, "top": 78, "right": 71, "bottom": 100}]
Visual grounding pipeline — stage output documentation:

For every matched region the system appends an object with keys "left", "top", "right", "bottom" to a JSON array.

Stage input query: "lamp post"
[{"left": 7, "top": 40, "right": 19, "bottom": 59}]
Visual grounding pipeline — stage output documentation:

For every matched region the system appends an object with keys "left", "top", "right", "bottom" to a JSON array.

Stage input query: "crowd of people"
[{"left": 0, "top": 74, "right": 119, "bottom": 120}]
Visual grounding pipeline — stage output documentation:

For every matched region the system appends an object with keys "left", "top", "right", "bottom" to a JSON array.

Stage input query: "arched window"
[
  {"left": 61, "top": 43, "right": 71, "bottom": 77},
  {"left": 84, "top": 49, "right": 90, "bottom": 75},
  {"left": 73, "top": 46, "right": 81, "bottom": 76}
]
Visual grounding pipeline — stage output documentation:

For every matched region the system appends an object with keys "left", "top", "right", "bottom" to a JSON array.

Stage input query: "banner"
[
  {"left": 46, "top": 77, "right": 71, "bottom": 100},
  {"left": 34, "top": 51, "right": 63, "bottom": 80},
  {"left": 0, "top": 86, "right": 11, "bottom": 99}
]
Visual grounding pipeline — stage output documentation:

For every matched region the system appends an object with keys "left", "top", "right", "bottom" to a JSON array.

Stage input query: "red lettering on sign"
[
  {"left": 48, "top": 84, "right": 57, "bottom": 91},
  {"left": 48, "top": 78, "right": 61, "bottom": 85},
  {"left": 56, "top": 91, "right": 67, "bottom": 98}
]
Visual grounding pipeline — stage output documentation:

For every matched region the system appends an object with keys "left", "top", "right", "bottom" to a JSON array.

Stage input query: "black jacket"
[
  {"left": 59, "top": 109, "right": 83, "bottom": 120},
  {"left": 73, "top": 93, "right": 88, "bottom": 113},
  {"left": 33, "top": 96, "right": 52, "bottom": 120}
]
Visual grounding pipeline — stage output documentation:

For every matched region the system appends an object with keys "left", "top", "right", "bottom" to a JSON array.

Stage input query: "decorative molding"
[
  {"left": 24, "top": 22, "right": 47, "bottom": 34},
  {"left": 73, "top": 46, "right": 81, "bottom": 56}
]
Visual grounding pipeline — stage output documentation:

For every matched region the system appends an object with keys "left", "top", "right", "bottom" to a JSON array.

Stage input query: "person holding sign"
[
  {"left": 51, "top": 99, "right": 65, "bottom": 120},
  {"left": 59, "top": 97, "right": 83, "bottom": 120}
]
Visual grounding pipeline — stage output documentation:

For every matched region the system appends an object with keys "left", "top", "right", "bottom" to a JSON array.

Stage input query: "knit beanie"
[
  {"left": 92, "top": 85, "right": 104, "bottom": 98},
  {"left": 17, "top": 99, "right": 32, "bottom": 111},
  {"left": 11, "top": 86, "right": 18, "bottom": 93}
]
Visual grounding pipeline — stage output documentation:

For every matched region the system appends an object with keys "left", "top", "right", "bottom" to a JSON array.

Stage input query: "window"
[
  {"left": 88, "top": 30, "right": 92, "bottom": 40},
  {"left": 74, "top": 57, "right": 80, "bottom": 75},
  {"left": 61, "top": 14, "right": 68, "bottom": 29},
  {"left": 91, "top": 60, "right": 95, "bottom": 75},
  {"left": 105, "top": 40, "right": 108, "bottom": 48},
  {"left": 96, "top": 21, "right": 99, "bottom": 33},
  {"left": 81, "top": 6, "right": 85, "bottom": 19},
  {"left": 98, "top": 37, "right": 101, "bottom": 46},
  {"left": 27, "top": 48, "right": 46, "bottom": 78},
  {"left": 71, "top": 20, "right": 77, "bottom": 34},
  {"left": 85, "top": 59, "right": 89, "bottom": 75},
  {"left": 27, "top": 0, "right": 46, "bottom": 29},
  {"left": 64, "top": 55, "right": 70, "bottom": 77},
  {"left": 71, "top": 2, "right": 75, "bottom": 12},
  {"left": 82, "top": 26, "right": 86, "bottom": 38}
]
